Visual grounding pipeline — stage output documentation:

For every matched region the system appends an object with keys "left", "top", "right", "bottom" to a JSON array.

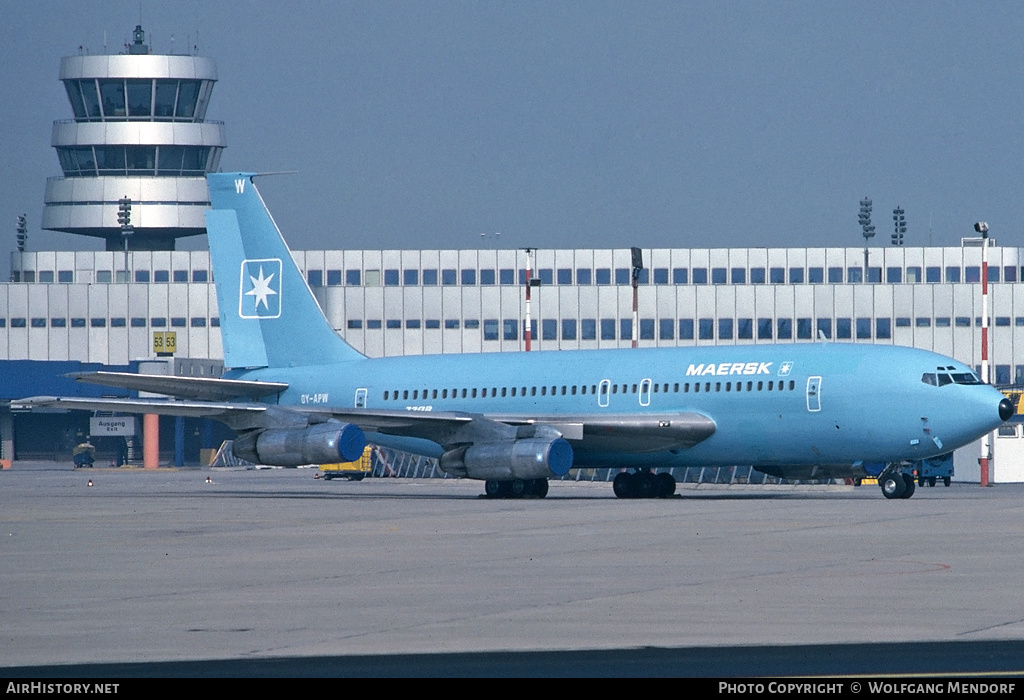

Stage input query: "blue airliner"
[{"left": 18, "top": 173, "right": 1013, "bottom": 500}]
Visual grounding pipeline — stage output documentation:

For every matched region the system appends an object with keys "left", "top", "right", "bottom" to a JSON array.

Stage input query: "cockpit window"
[{"left": 922, "top": 371, "right": 982, "bottom": 386}]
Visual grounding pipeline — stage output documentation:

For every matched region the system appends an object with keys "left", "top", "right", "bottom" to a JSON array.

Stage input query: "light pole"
[
  {"left": 117, "top": 196, "right": 133, "bottom": 282},
  {"left": 630, "top": 247, "right": 643, "bottom": 348},
  {"left": 892, "top": 207, "right": 905, "bottom": 246},
  {"left": 859, "top": 197, "right": 875, "bottom": 281},
  {"left": 976, "top": 221, "right": 992, "bottom": 487}
]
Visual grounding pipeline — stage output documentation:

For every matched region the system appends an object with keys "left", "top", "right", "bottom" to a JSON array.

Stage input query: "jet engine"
[
  {"left": 233, "top": 420, "right": 366, "bottom": 466},
  {"left": 439, "top": 437, "right": 573, "bottom": 481}
]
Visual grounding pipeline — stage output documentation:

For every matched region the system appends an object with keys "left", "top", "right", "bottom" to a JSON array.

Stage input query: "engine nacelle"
[
  {"left": 439, "top": 438, "right": 573, "bottom": 481},
  {"left": 233, "top": 421, "right": 366, "bottom": 466}
]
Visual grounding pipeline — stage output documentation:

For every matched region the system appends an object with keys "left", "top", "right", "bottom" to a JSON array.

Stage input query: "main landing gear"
[
  {"left": 612, "top": 469, "right": 677, "bottom": 499},
  {"left": 483, "top": 478, "right": 549, "bottom": 499},
  {"left": 879, "top": 468, "right": 916, "bottom": 499}
]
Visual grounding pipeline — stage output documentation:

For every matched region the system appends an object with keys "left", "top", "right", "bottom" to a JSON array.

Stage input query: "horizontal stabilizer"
[{"left": 66, "top": 371, "right": 288, "bottom": 401}]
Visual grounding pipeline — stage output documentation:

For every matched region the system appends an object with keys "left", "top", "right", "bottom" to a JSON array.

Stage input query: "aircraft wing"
[
  {"left": 66, "top": 371, "right": 288, "bottom": 401},
  {"left": 14, "top": 395, "right": 713, "bottom": 456}
]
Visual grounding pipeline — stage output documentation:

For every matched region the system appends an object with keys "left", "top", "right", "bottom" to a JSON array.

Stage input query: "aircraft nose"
[{"left": 999, "top": 398, "right": 1015, "bottom": 422}]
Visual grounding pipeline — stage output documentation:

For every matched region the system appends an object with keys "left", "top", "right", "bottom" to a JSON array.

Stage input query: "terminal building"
[{"left": 2, "top": 26, "right": 1021, "bottom": 479}]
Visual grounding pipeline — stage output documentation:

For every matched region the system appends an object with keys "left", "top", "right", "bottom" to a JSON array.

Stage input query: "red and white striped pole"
[
  {"left": 523, "top": 248, "right": 533, "bottom": 351},
  {"left": 978, "top": 222, "right": 991, "bottom": 487}
]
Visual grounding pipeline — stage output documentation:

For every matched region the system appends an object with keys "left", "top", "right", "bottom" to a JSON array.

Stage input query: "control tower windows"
[
  {"left": 126, "top": 80, "right": 152, "bottom": 118},
  {"left": 99, "top": 80, "right": 126, "bottom": 118}
]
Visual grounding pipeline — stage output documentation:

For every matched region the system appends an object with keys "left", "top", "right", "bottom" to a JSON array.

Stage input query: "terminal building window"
[
  {"left": 1005, "top": 266, "right": 1018, "bottom": 283},
  {"left": 653, "top": 268, "right": 669, "bottom": 285},
  {"left": 816, "top": 318, "right": 832, "bottom": 339},
  {"left": 557, "top": 269, "right": 572, "bottom": 285},
  {"left": 712, "top": 268, "right": 727, "bottom": 284},
  {"left": 620, "top": 319, "right": 632, "bottom": 340},
  {"left": 581, "top": 319, "right": 596, "bottom": 340},
  {"left": 307, "top": 270, "right": 323, "bottom": 287},
  {"left": 601, "top": 319, "right": 616, "bottom": 340},
  {"left": 384, "top": 269, "right": 400, "bottom": 286},
  {"left": 808, "top": 267, "right": 823, "bottom": 284},
  {"left": 757, "top": 318, "right": 773, "bottom": 339},
  {"left": 895, "top": 317, "right": 911, "bottom": 327},
  {"left": 483, "top": 319, "right": 499, "bottom": 340},
  {"left": 770, "top": 267, "right": 785, "bottom": 284},
  {"left": 887, "top": 267, "right": 902, "bottom": 283},
  {"left": 730, "top": 268, "right": 745, "bottom": 284},
  {"left": 875, "top": 318, "right": 891, "bottom": 338},
  {"left": 926, "top": 267, "right": 941, "bottom": 283},
  {"left": 659, "top": 318, "right": 674, "bottom": 340},
  {"left": 955, "top": 317, "right": 971, "bottom": 327},
  {"left": 442, "top": 269, "right": 457, "bottom": 285},
  {"left": 797, "top": 318, "right": 812, "bottom": 339},
  {"left": 503, "top": 319, "right": 518, "bottom": 340},
  {"left": 679, "top": 319, "right": 694, "bottom": 340},
  {"left": 480, "top": 269, "right": 496, "bottom": 285},
  {"left": 422, "top": 269, "right": 438, "bottom": 285},
  {"left": 738, "top": 318, "right": 753, "bottom": 339},
  {"left": 404, "top": 269, "right": 419, "bottom": 285},
  {"left": 699, "top": 318, "right": 714, "bottom": 340},
  {"left": 346, "top": 269, "right": 361, "bottom": 286},
  {"left": 538, "top": 269, "right": 553, "bottom": 285},
  {"left": 946, "top": 267, "right": 961, "bottom": 283},
  {"left": 673, "top": 268, "right": 688, "bottom": 284},
  {"left": 856, "top": 318, "right": 871, "bottom": 338},
  {"left": 542, "top": 319, "right": 557, "bottom": 341},
  {"left": 499, "top": 268, "right": 515, "bottom": 285},
  {"left": 750, "top": 267, "right": 765, "bottom": 284},
  {"left": 718, "top": 318, "right": 733, "bottom": 340},
  {"left": 596, "top": 268, "right": 612, "bottom": 285},
  {"left": 965, "top": 266, "right": 980, "bottom": 283},
  {"left": 836, "top": 318, "right": 852, "bottom": 338},
  {"left": 935, "top": 317, "right": 951, "bottom": 327},
  {"left": 906, "top": 267, "right": 921, "bottom": 283},
  {"left": 692, "top": 268, "right": 708, "bottom": 285},
  {"left": 789, "top": 268, "right": 804, "bottom": 284},
  {"left": 847, "top": 267, "right": 863, "bottom": 283},
  {"left": 777, "top": 318, "right": 793, "bottom": 339},
  {"left": 327, "top": 270, "right": 342, "bottom": 286},
  {"left": 51, "top": 318, "right": 68, "bottom": 328},
  {"left": 562, "top": 319, "right": 578, "bottom": 340},
  {"left": 828, "top": 267, "right": 843, "bottom": 283},
  {"left": 577, "top": 268, "right": 592, "bottom": 285},
  {"left": 615, "top": 268, "right": 630, "bottom": 285},
  {"left": 639, "top": 319, "right": 654, "bottom": 340}
]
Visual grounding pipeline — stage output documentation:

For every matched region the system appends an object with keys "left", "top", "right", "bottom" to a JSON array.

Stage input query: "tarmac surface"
[{"left": 2, "top": 462, "right": 1023, "bottom": 677}]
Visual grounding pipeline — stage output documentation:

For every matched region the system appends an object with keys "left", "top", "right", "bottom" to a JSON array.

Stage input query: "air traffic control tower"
[{"left": 42, "top": 25, "right": 225, "bottom": 251}]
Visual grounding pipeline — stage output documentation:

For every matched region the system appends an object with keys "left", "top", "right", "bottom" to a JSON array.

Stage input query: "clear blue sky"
[{"left": 2, "top": 1, "right": 1023, "bottom": 273}]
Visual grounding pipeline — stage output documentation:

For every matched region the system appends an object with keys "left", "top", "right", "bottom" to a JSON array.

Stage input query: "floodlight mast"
[
  {"left": 630, "top": 247, "right": 643, "bottom": 348},
  {"left": 975, "top": 221, "right": 991, "bottom": 487},
  {"left": 859, "top": 197, "right": 875, "bottom": 282}
]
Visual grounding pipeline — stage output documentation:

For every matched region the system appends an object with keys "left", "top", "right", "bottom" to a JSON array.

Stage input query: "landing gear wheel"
[
  {"left": 880, "top": 471, "right": 906, "bottom": 499},
  {"left": 656, "top": 472, "right": 676, "bottom": 498},
  {"left": 928, "top": 477, "right": 936, "bottom": 487},
  {"left": 900, "top": 472, "right": 916, "bottom": 499},
  {"left": 918, "top": 476, "right": 925, "bottom": 488},
  {"left": 484, "top": 480, "right": 503, "bottom": 498},
  {"left": 635, "top": 472, "right": 656, "bottom": 498},
  {"left": 509, "top": 479, "right": 528, "bottom": 498},
  {"left": 530, "top": 478, "right": 549, "bottom": 498},
  {"left": 613, "top": 472, "right": 635, "bottom": 499}
]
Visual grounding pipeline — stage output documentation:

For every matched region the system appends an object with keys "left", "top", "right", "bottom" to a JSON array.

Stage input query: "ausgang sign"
[{"left": 89, "top": 417, "right": 136, "bottom": 436}]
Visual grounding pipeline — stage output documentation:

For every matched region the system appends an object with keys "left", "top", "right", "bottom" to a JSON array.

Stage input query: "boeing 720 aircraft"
[{"left": 17, "top": 173, "right": 1013, "bottom": 499}]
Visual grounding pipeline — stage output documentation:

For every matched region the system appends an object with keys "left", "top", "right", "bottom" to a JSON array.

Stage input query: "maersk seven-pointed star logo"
[{"left": 239, "top": 258, "right": 282, "bottom": 319}]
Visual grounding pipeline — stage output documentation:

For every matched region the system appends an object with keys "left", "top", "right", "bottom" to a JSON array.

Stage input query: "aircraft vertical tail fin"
[{"left": 205, "top": 172, "right": 366, "bottom": 369}]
